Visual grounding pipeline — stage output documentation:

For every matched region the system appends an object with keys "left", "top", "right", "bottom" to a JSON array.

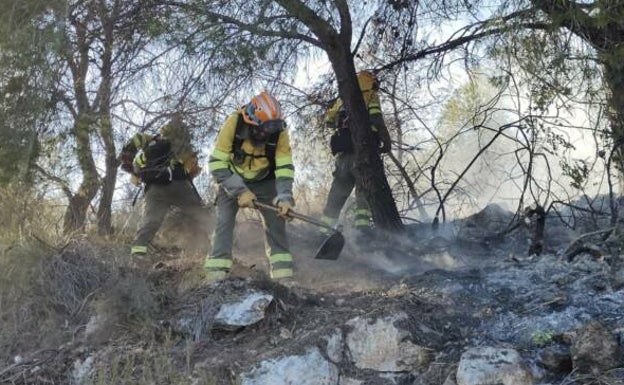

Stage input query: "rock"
[
  {"left": 570, "top": 321, "right": 623, "bottom": 374},
  {"left": 340, "top": 378, "right": 363, "bottom": 385},
  {"left": 326, "top": 329, "right": 343, "bottom": 363},
  {"left": 443, "top": 372, "right": 457, "bottom": 385},
  {"left": 85, "top": 314, "right": 107, "bottom": 339},
  {"left": 456, "top": 347, "right": 533, "bottom": 385},
  {"left": 71, "top": 355, "right": 94, "bottom": 385},
  {"left": 537, "top": 344, "right": 572, "bottom": 373},
  {"left": 458, "top": 203, "right": 513, "bottom": 241},
  {"left": 240, "top": 347, "right": 339, "bottom": 385},
  {"left": 213, "top": 291, "right": 273, "bottom": 330},
  {"left": 613, "top": 267, "right": 624, "bottom": 290},
  {"left": 346, "top": 312, "right": 431, "bottom": 372}
]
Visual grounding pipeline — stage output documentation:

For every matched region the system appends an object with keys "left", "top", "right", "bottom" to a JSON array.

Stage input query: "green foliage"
[
  {"left": 0, "top": 1, "right": 64, "bottom": 185},
  {"left": 543, "top": 129, "right": 575, "bottom": 154},
  {"left": 530, "top": 330, "right": 554, "bottom": 347},
  {"left": 438, "top": 73, "right": 500, "bottom": 136},
  {"left": 560, "top": 159, "right": 590, "bottom": 190}
]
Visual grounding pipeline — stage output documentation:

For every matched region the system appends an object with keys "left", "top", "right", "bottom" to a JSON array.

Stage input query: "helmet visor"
[
  {"left": 250, "top": 119, "right": 284, "bottom": 147},
  {"left": 260, "top": 119, "right": 285, "bottom": 134}
]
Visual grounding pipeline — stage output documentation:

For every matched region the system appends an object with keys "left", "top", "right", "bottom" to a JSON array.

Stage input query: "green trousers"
[
  {"left": 205, "top": 178, "right": 294, "bottom": 280},
  {"left": 321, "top": 153, "right": 371, "bottom": 230},
  {"left": 131, "top": 180, "right": 203, "bottom": 255}
]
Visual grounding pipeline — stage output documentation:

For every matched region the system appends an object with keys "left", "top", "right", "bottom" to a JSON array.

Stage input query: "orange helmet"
[
  {"left": 357, "top": 70, "right": 379, "bottom": 92},
  {"left": 241, "top": 91, "right": 283, "bottom": 126}
]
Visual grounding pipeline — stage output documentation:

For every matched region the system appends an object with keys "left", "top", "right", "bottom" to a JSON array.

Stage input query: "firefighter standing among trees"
[
  {"left": 205, "top": 91, "right": 296, "bottom": 282},
  {"left": 320, "top": 71, "right": 392, "bottom": 235},
  {"left": 118, "top": 114, "right": 203, "bottom": 262}
]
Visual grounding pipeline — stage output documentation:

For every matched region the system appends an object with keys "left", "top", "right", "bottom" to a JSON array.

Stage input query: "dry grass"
[
  {"left": 0, "top": 185, "right": 65, "bottom": 248},
  {"left": 0, "top": 239, "right": 114, "bottom": 361},
  {"left": 86, "top": 337, "right": 222, "bottom": 385},
  {"left": 559, "top": 368, "right": 624, "bottom": 385},
  {"left": 0, "top": 186, "right": 226, "bottom": 384}
]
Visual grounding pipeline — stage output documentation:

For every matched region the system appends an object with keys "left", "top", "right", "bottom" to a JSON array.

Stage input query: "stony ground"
[{"left": 2, "top": 203, "right": 624, "bottom": 384}]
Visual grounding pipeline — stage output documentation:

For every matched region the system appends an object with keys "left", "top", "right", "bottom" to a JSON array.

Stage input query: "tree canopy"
[{"left": 0, "top": 0, "right": 621, "bottom": 235}]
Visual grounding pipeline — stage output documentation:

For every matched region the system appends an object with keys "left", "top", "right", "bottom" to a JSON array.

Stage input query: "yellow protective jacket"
[
  {"left": 325, "top": 90, "right": 391, "bottom": 150},
  {"left": 208, "top": 111, "right": 295, "bottom": 199}
]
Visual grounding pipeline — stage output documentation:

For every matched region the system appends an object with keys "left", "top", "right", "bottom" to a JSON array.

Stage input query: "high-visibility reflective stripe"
[
  {"left": 209, "top": 158, "right": 230, "bottom": 171},
  {"left": 204, "top": 258, "right": 233, "bottom": 270},
  {"left": 275, "top": 168, "right": 295, "bottom": 179},
  {"left": 355, "top": 219, "right": 370, "bottom": 227},
  {"left": 230, "top": 167, "right": 264, "bottom": 180},
  {"left": 205, "top": 270, "right": 227, "bottom": 281},
  {"left": 275, "top": 155, "right": 293, "bottom": 167},
  {"left": 135, "top": 153, "right": 146, "bottom": 167},
  {"left": 271, "top": 261, "right": 293, "bottom": 271},
  {"left": 321, "top": 215, "right": 338, "bottom": 226},
  {"left": 269, "top": 253, "right": 293, "bottom": 264},
  {"left": 211, "top": 149, "right": 231, "bottom": 161},
  {"left": 275, "top": 164, "right": 295, "bottom": 171},
  {"left": 271, "top": 268, "right": 293, "bottom": 279},
  {"left": 131, "top": 245, "right": 148, "bottom": 254},
  {"left": 355, "top": 208, "right": 371, "bottom": 216},
  {"left": 369, "top": 107, "right": 382, "bottom": 115}
]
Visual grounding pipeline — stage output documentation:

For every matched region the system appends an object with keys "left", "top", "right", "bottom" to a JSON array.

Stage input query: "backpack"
[
  {"left": 329, "top": 106, "right": 354, "bottom": 155},
  {"left": 231, "top": 113, "right": 281, "bottom": 178},
  {"left": 119, "top": 134, "right": 185, "bottom": 185},
  {"left": 137, "top": 138, "right": 178, "bottom": 185},
  {"left": 328, "top": 102, "right": 381, "bottom": 155}
]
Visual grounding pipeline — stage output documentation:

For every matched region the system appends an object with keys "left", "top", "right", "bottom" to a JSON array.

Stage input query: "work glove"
[
  {"left": 273, "top": 198, "right": 294, "bottom": 221},
  {"left": 237, "top": 190, "right": 257, "bottom": 208}
]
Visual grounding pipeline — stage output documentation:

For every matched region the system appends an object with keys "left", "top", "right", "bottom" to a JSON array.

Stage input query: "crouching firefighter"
[
  {"left": 205, "top": 91, "right": 296, "bottom": 282},
  {"left": 118, "top": 114, "right": 203, "bottom": 262},
  {"left": 321, "top": 70, "right": 391, "bottom": 236}
]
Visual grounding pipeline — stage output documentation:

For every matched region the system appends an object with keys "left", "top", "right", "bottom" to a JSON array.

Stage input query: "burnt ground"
[{"left": 2, "top": 203, "right": 624, "bottom": 384}]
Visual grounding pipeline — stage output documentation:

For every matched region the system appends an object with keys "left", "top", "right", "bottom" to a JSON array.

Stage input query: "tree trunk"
[
  {"left": 96, "top": 7, "right": 117, "bottom": 236},
  {"left": 97, "top": 114, "right": 117, "bottom": 235},
  {"left": 603, "top": 61, "right": 624, "bottom": 196},
  {"left": 63, "top": 117, "right": 100, "bottom": 233},
  {"left": 327, "top": 51, "right": 404, "bottom": 232}
]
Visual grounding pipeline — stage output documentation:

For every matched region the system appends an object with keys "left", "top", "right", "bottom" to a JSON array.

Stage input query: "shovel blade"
[{"left": 314, "top": 231, "right": 345, "bottom": 260}]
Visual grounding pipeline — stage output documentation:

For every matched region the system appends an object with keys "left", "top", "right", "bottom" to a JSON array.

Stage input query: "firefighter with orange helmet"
[{"left": 205, "top": 91, "right": 296, "bottom": 281}]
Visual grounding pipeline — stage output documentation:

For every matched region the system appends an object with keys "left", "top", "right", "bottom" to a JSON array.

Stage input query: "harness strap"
[{"left": 232, "top": 113, "right": 280, "bottom": 173}]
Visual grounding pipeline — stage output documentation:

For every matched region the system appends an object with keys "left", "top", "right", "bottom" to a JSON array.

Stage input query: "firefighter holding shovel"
[{"left": 205, "top": 91, "right": 296, "bottom": 282}]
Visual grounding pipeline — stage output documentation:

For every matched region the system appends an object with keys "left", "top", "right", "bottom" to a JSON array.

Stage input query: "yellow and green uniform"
[
  {"left": 122, "top": 130, "right": 205, "bottom": 257},
  {"left": 321, "top": 90, "right": 390, "bottom": 232},
  {"left": 325, "top": 90, "right": 386, "bottom": 136},
  {"left": 205, "top": 111, "right": 295, "bottom": 281}
]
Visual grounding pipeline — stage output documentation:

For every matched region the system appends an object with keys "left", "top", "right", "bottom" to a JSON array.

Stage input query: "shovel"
[{"left": 255, "top": 201, "right": 345, "bottom": 260}]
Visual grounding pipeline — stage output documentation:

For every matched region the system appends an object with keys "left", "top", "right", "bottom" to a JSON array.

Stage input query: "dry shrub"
[
  {"left": 0, "top": 184, "right": 65, "bottom": 247},
  {"left": 0, "top": 239, "right": 113, "bottom": 361},
  {"left": 0, "top": 237, "right": 168, "bottom": 363},
  {"left": 88, "top": 271, "right": 160, "bottom": 343}
]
